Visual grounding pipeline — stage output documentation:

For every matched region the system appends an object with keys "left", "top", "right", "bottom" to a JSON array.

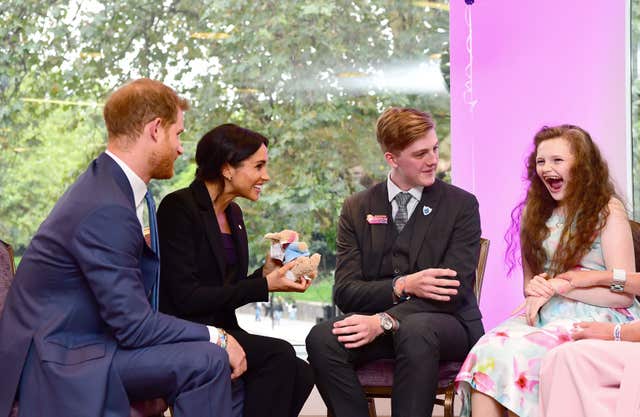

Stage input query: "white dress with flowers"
[{"left": 455, "top": 213, "right": 640, "bottom": 417}]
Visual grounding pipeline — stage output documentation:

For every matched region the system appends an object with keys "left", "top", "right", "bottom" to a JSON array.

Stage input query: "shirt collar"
[
  {"left": 386, "top": 172, "right": 423, "bottom": 203},
  {"left": 105, "top": 150, "right": 147, "bottom": 209}
]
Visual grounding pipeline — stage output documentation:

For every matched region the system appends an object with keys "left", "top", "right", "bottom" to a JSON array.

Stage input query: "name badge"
[{"left": 366, "top": 214, "right": 388, "bottom": 224}]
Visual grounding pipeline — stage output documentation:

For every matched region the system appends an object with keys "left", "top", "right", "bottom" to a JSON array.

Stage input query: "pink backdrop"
[{"left": 449, "top": 1, "right": 629, "bottom": 329}]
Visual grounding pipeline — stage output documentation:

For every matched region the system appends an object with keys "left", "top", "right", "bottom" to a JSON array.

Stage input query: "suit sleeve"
[
  {"left": 385, "top": 193, "right": 481, "bottom": 320},
  {"left": 71, "top": 205, "right": 209, "bottom": 348},
  {"left": 157, "top": 194, "right": 268, "bottom": 318},
  {"left": 333, "top": 196, "right": 396, "bottom": 313}
]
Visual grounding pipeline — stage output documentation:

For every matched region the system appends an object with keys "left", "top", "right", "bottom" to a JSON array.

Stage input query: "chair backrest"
[
  {"left": 629, "top": 220, "right": 640, "bottom": 273},
  {"left": 474, "top": 237, "right": 490, "bottom": 304},
  {"left": 0, "top": 239, "right": 16, "bottom": 317}
]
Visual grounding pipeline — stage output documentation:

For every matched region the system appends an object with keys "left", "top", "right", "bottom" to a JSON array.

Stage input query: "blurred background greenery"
[{"left": 2, "top": 0, "right": 448, "bottom": 304}]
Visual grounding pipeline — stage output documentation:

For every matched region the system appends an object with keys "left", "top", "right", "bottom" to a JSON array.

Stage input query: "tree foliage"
[{"left": 0, "top": 1, "right": 451, "bottom": 280}]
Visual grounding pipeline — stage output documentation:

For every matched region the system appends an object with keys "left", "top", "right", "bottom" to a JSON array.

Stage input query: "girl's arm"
[{"left": 553, "top": 198, "right": 635, "bottom": 308}]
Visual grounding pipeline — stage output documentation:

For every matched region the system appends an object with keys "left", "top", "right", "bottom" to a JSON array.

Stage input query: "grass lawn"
[{"left": 275, "top": 277, "right": 333, "bottom": 304}]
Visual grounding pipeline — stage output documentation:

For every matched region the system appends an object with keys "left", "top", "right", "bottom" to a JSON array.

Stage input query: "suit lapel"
[
  {"left": 101, "top": 153, "right": 158, "bottom": 296},
  {"left": 100, "top": 152, "right": 136, "bottom": 210},
  {"left": 191, "top": 180, "right": 227, "bottom": 276},
  {"left": 367, "top": 183, "right": 392, "bottom": 274},
  {"left": 409, "top": 179, "right": 443, "bottom": 268}
]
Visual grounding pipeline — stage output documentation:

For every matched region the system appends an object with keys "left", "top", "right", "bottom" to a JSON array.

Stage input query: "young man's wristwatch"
[
  {"left": 378, "top": 312, "right": 398, "bottom": 333},
  {"left": 610, "top": 269, "right": 626, "bottom": 293}
]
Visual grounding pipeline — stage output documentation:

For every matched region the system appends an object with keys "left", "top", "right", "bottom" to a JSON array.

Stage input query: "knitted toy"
[{"left": 264, "top": 230, "right": 321, "bottom": 281}]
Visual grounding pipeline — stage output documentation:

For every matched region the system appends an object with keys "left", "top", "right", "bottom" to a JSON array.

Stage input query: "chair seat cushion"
[{"left": 356, "top": 359, "right": 463, "bottom": 389}]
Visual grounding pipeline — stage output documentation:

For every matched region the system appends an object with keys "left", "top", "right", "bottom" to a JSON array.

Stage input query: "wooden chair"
[
  {"left": 0, "top": 239, "right": 15, "bottom": 320},
  {"left": 342, "top": 238, "right": 490, "bottom": 417},
  {"left": 629, "top": 220, "right": 640, "bottom": 272},
  {"left": 0, "top": 238, "right": 168, "bottom": 417}
]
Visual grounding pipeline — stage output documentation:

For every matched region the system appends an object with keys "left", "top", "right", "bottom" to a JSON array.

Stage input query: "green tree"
[{"left": 1, "top": 1, "right": 452, "bottom": 288}]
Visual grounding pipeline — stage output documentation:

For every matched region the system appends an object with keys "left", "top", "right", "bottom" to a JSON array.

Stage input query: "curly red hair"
[{"left": 506, "top": 125, "right": 617, "bottom": 277}]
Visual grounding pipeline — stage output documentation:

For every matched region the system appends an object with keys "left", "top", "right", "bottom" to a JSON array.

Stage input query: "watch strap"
[{"left": 611, "top": 269, "right": 626, "bottom": 293}]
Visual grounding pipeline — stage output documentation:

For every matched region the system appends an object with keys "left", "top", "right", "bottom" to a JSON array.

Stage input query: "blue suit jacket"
[{"left": 0, "top": 153, "right": 210, "bottom": 417}]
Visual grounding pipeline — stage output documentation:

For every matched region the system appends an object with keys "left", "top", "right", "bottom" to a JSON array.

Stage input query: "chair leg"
[
  {"left": 367, "top": 398, "right": 378, "bottom": 417},
  {"left": 443, "top": 384, "right": 455, "bottom": 417}
]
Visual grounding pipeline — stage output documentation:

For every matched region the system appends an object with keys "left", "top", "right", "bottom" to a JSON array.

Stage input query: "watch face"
[{"left": 381, "top": 315, "right": 393, "bottom": 331}]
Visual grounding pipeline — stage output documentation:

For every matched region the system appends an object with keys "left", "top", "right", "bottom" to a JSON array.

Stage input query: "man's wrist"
[
  {"left": 217, "top": 329, "right": 228, "bottom": 349},
  {"left": 392, "top": 275, "right": 411, "bottom": 302},
  {"left": 378, "top": 312, "right": 399, "bottom": 333},
  {"left": 207, "top": 325, "right": 228, "bottom": 349}
]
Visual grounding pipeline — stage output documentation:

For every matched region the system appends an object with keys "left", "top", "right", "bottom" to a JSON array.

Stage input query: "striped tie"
[{"left": 394, "top": 192, "right": 412, "bottom": 232}]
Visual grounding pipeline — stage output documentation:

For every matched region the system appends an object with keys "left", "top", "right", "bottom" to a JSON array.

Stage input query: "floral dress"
[{"left": 455, "top": 213, "right": 640, "bottom": 417}]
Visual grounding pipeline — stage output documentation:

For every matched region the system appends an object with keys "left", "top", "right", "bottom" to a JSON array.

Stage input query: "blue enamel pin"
[{"left": 422, "top": 206, "right": 432, "bottom": 216}]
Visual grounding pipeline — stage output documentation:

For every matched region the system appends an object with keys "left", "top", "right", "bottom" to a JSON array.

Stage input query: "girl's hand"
[
  {"left": 524, "top": 273, "right": 554, "bottom": 297},
  {"left": 525, "top": 295, "right": 551, "bottom": 326}
]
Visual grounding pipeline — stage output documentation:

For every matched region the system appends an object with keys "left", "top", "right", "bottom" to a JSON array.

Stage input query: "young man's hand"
[
  {"left": 404, "top": 268, "right": 460, "bottom": 301},
  {"left": 332, "top": 314, "right": 385, "bottom": 348}
]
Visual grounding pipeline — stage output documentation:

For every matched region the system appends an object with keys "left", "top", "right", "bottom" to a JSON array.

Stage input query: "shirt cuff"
[{"left": 206, "top": 325, "right": 220, "bottom": 344}]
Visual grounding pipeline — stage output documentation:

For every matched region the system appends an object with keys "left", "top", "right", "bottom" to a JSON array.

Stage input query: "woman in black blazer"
[{"left": 158, "top": 123, "right": 314, "bottom": 417}]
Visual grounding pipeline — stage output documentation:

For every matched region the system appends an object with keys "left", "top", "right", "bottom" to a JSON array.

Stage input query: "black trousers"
[
  {"left": 230, "top": 330, "right": 314, "bottom": 417},
  {"left": 306, "top": 312, "right": 471, "bottom": 417}
]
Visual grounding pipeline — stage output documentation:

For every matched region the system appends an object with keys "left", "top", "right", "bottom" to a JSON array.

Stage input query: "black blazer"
[
  {"left": 333, "top": 179, "right": 484, "bottom": 344},
  {"left": 158, "top": 179, "right": 269, "bottom": 330}
]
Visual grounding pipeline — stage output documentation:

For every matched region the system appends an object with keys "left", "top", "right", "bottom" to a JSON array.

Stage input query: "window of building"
[{"left": 0, "top": 1, "right": 451, "bottom": 345}]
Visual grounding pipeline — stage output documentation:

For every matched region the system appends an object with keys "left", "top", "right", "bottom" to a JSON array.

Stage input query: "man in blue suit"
[{"left": 0, "top": 78, "right": 245, "bottom": 417}]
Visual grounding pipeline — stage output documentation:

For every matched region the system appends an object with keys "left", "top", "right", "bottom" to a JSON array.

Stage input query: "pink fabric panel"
[{"left": 539, "top": 340, "right": 640, "bottom": 417}]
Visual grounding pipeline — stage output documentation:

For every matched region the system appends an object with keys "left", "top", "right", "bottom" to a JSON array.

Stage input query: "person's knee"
[
  {"left": 296, "top": 358, "right": 315, "bottom": 391},
  {"left": 185, "top": 342, "right": 230, "bottom": 383},
  {"left": 264, "top": 338, "right": 298, "bottom": 371},
  {"left": 305, "top": 320, "right": 337, "bottom": 361},
  {"left": 269, "top": 337, "right": 297, "bottom": 358},
  {"left": 543, "top": 341, "right": 575, "bottom": 367},
  {"left": 395, "top": 316, "right": 439, "bottom": 359}
]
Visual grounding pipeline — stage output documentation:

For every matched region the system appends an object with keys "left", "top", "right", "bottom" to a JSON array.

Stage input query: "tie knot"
[{"left": 395, "top": 192, "right": 412, "bottom": 208}]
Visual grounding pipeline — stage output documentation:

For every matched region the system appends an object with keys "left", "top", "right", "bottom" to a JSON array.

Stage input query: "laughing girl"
[{"left": 455, "top": 124, "right": 640, "bottom": 417}]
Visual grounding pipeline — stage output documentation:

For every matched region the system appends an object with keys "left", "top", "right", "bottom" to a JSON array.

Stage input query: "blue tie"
[{"left": 145, "top": 191, "right": 160, "bottom": 311}]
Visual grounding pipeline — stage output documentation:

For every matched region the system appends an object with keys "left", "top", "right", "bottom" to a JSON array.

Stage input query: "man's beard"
[{"left": 149, "top": 149, "right": 175, "bottom": 180}]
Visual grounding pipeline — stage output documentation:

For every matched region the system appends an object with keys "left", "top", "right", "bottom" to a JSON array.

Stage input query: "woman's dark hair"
[{"left": 195, "top": 123, "right": 269, "bottom": 184}]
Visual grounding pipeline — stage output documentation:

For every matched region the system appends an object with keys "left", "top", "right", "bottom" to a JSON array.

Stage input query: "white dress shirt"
[{"left": 105, "top": 150, "right": 147, "bottom": 230}]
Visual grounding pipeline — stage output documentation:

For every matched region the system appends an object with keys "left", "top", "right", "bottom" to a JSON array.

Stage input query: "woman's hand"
[
  {"left": 262, "top": 253, "right": 281, "bottom": 277},
  {"left": 571, "top": 321, "right": 615, "bottom": 341},
  {"left": 265, "top": 262, "right": 311, "bottom": 292},
  {"left": 524, "top": 273, "right": 554, "bottom": 297},
  {"left": 225, "top": 333, "right": 247, "bottom": 379}
]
